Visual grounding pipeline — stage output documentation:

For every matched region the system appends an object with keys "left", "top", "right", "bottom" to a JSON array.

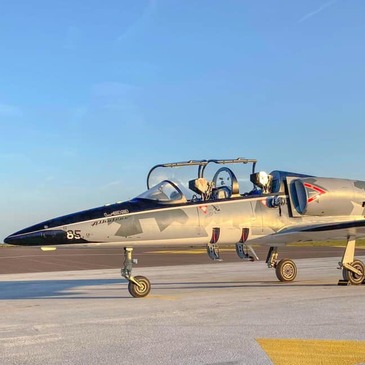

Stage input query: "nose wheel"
[
  {"left": 128, "top": 275, "right": 151, "bottom": 298},
  {"left": 121, "top": 247, "right": 151, "bottom": 298}
]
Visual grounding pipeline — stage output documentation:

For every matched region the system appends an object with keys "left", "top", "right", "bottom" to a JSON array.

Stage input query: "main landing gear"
[
  {"left": 338, "top": 236, "right": 365, "bottom": 285},
  {"left": 266, "top": 237, "right": 365, "bottom": 285},
  {"left": 266, "top": 246, "right": 298, "bottom": 282},
  {"left": 121, "top": 248, "right": 151, "bottom": 298}
]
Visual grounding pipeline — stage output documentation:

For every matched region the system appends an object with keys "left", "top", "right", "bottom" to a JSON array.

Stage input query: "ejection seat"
[
  {"left": 211, "top": 166, "right": 241, "bottom": 199},
  {"left": 211, "top": 186, "right": 232, "bottom": 199},
  {"left": 189, "top": 177, "right": 213, "bottom": 201}
]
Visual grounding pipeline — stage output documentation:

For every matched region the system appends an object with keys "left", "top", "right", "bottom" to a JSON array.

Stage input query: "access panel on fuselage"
[{"left": 196, "top": 199, "right": 258, "bottom": 244}]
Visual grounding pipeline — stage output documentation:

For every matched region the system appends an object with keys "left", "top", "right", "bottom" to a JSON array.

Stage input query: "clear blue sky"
[{"left": 1, "top": 0, "right": 365, "bottom": 241}]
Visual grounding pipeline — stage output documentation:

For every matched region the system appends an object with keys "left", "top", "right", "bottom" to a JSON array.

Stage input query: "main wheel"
[
  {"left": 342, "top": 260, "right": 365, "bottom": 285},
  {"left": 128, "top": 275, "right": 151, "bottom": 298},
  {"left": 275, "top": 259, "right": 297, "bottom": 282}
]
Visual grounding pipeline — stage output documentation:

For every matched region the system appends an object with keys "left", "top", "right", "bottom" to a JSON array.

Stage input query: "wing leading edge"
[{"left": 256, "top": 219, "right": 365, "bottom": 245}]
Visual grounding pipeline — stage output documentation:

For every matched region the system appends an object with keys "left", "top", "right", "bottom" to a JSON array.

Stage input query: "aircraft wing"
[{"left": 255, "top": 219, "right": 365, "bottom": 245}]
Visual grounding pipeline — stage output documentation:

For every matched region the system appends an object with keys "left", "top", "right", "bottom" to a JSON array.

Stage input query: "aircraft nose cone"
[
  {"left": 4, "top": 230, "right": 68, "bottom": 246},
  {"left": 4, "top": 235, "right": 13, "bottom": 244},
  {"left": 4, "top": 233, "right": 35, "bottom": 246}
]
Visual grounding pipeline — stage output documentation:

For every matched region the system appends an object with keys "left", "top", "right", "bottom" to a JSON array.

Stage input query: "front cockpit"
[{"left": 135, "top": 180, "right": 187, "bottom": 204}]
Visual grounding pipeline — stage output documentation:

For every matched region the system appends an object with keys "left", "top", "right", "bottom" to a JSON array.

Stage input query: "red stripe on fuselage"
[{"left": 304, "top": 183, "right": 326, "bottom": 203}]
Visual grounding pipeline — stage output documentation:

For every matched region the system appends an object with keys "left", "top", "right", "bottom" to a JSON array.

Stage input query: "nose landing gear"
[{"left": 121, "top": 247, "right": 151, "bottom": 298}]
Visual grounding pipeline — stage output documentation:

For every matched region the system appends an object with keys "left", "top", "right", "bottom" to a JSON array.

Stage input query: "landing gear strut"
[
  {"left": 266, "top": 246, "right": 298, "bottom": 282},
  {"left": 338, "top": 237, "right": 365, "bottom": 285},
  {"left": 121, "top": 247, "right": 151, "bottom": 298}
]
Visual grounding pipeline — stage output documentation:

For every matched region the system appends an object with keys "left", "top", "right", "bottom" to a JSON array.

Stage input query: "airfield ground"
[
  {"left": 0, "top": 244, "right": 356, "bottom": 274},
  {"left": 1, "top": 246, "right": 365, "bottom": 364}
]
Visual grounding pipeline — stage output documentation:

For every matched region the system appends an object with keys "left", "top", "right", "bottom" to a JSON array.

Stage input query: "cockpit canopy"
[
  {"left": 132, "top": 158, "right": 305, "bottom": 205},
  {"left": 133, "top": 158, "right": 267, "bottom": 204},
  {"left": 135, "top": 180, "right": 187, "bottom": 204}
]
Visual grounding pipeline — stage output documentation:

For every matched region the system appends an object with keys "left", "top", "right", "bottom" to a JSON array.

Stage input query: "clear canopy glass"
[{"left": 135, "top": 158, "right": 258, "bottom": 204}]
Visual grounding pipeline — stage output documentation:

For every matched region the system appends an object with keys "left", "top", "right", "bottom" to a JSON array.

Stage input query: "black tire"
[
  {"left": 342, "top": 260, "right": 365, "bottom": 285},
  {"left": 275, "top": 259, "right": 297, "bottom": 282},
  {"left": 128, "top": 275, "right": 151, "bottom": 298}
]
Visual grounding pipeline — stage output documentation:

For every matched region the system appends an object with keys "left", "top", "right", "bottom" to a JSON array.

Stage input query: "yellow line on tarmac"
[
  {"left": 40, "top": 246, "right": 57, "bottom": 251},
  {"left": 257, "top": 338, "right": 365, "bottom": 365}
]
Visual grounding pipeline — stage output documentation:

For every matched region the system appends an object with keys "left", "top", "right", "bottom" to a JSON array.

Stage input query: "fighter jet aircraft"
[{"left": 4, "top": 157, "right": 365, "bottom": 297}]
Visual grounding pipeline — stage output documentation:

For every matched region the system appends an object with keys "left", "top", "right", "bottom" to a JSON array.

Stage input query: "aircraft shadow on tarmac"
[
  {"left": 0, "top": 279, "right": 126, "bottom": 300},
  {"left": 0, "top": 279, "right": 337, "bottom": 300}
]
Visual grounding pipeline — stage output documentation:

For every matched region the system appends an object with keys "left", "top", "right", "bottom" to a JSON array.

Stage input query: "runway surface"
[
  {"left": 0, "top": 245, "right": 353, "bottom": 274},
  {"left": 1, "top": 256, "right": 365, "bottom": 365},
  {"left": 1, "top": 245, "right": 365, "bottom": 364}
]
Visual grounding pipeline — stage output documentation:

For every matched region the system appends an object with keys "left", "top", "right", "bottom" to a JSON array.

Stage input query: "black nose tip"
[
  {"left": 4, "top": 235, "right": 14, "bottom": 244},
  {"left": 4, "top": 234, "right": 26, "bottom": 245},
  {"left": 4, "top": 230, "right": 71, "bottom": 246},
  {"left": 4, "top": 232, "right": 47, "bottom": 246}
]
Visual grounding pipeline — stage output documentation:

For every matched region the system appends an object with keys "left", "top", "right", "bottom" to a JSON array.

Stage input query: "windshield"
[
  {"left": 135, "top": 180, "right": 187, "bottom": 204},
  {"left": 147, "top": 161, "right": 205, "bottom": 200}
]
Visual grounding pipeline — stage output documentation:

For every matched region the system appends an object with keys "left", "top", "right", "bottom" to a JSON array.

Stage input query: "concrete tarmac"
[
  {"left": 0, "top": 245, "right": 349, "bottom": 274},
  {"left": 1, "top": 255, "right": 365, "bottom": 365}
]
